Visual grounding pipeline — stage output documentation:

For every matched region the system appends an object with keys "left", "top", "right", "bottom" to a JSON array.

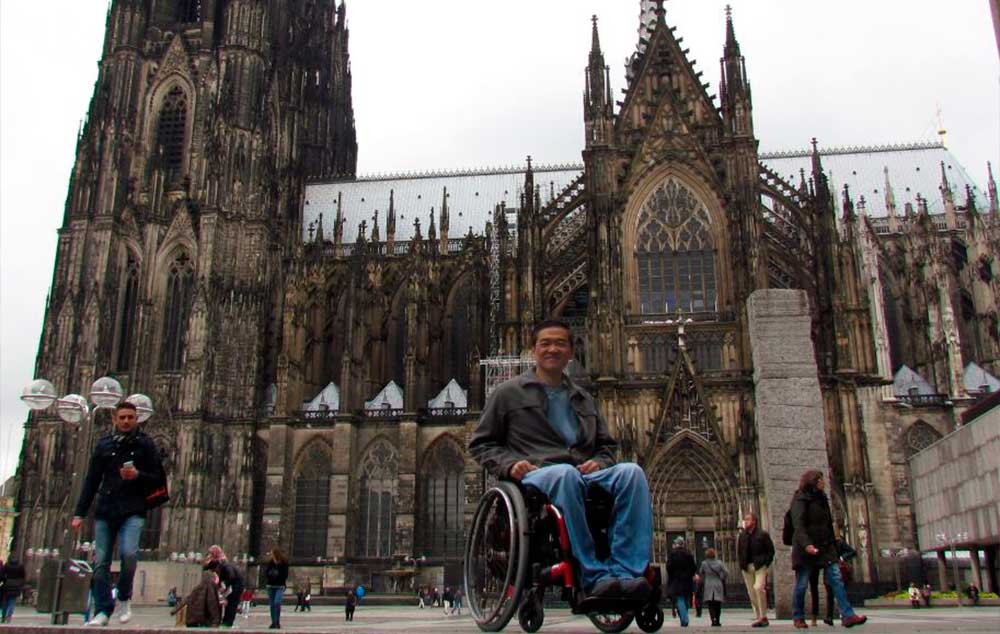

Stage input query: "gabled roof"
[
  {"left": 365, "top": 380, "right": 404, "bottom": 411},
  {"left": 893, "top": 365, "right": 936, "bottom": 397},
  {"left": 428, "top": 379, "right": 468, "bottom": 409},
  {"left": 964, "top": 362, "right": 1000, "bottom": 395},
  {"left": 303, "top": 382, "right": 340, "bottom": 412}
]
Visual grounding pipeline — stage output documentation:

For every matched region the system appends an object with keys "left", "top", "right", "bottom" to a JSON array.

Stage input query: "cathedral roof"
[
  {"left": 964, "top": 362, "right": 1000, "bottom": 395},
  {"left": 303, "top": 382, "right": 340, "bottom": 412},
  {"left": 428, "top": 379, "right": 468, "bottom": 409},
  {"left": 893, "top": 365, "right": 937, "bottom": 397},
  {"left": 303, "top": 142, "right": 986, "bottom": 244},
  {"left": 365, "top": 381, "right": 404, "bottom": 411}
]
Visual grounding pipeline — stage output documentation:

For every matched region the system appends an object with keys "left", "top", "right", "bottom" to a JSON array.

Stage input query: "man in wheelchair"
[{"left": 469, "top": 319, "right": 654, "bottom": 602}]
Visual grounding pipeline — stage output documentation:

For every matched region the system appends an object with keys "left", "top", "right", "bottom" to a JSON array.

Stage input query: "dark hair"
[
  {"left": 798, "top": 469, "right": 824, "bottom": 492},
  {"left": 270, "top": 547, "right": 288, "bottom": 565},
  {"left": 531, "top": 319, "right": 573, "bottom": 347},
  {"left": 115, "top": 401, "right": 137, "bottom": 414}
]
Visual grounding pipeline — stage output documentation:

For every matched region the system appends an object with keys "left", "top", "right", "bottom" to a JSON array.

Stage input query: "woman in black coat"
[
  {"left": 789, "top": 470, "right": 866, "bottom": 629},
  {"left": 666, "top": 538, "right": 698, "bottom": 627}
]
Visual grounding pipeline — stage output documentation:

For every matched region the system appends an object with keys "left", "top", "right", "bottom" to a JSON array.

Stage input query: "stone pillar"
[
  {"left": 329, "top": 417, "right": 354, "bottom": 559},
  {"left": 970, "top": 548, "right": 984, "bottom": 591},
  {"left": 261, "top": 422, "right": 291, "bottom": 551},
  {"left": 983, "top": 545, "right": 999, "bottom": 594},
  {"left": 937, "top": 550, "right": 949, "bottom": 591},
  {"left": 747, "top": 290, "right": 833, "bottom": 620},
  {"left": 396, "top": 418, "right": 419, "bottom": 556}
]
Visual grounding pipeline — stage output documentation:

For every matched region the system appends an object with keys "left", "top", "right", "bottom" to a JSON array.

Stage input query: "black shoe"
[
  {"left": 824, "top": 617, "right": 835, "bottom": 626},
  {"left": 588, "top": 578, "right": 622, "bottom": 599},
  {"left": 620, "top": 577, "right": 652, "bottom": 600}
]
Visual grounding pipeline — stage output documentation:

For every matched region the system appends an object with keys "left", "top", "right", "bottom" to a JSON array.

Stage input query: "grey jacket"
[
  {"left": 468, "top": 370, "right": 618, "bottom": 479},
  {"left": 698, "top": 558, "right": 728, "bottom": 602}
]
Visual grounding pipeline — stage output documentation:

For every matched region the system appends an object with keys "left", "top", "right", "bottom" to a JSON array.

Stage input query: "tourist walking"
[
  {"left": 442, "top": 586, "right": 454, "bottom": 615},
  {"left": 908, "top": 582, "right": 921, "bottom": 608},
  {"left": 667, "top": 537, "right": 698, "bottom": 627},
  {"left": 302, "top": 585, "right": 312, "bottom": 611},
  {"left": 0, "top": 557, "right": 25, "bottom": 623},
  {"left": 453, "top": 587, "right": 464, "bottom": 616},
  {"left": 345, "top": 586, "right": 357, "bottom": 621},
  {"left": 789, "top": 470, "right": 867, "bottom": 629},
  {"left": 417, "top": 586, "right": 426, "bottom": 608},
  {"left": 204, "top": 545, "right": 245, "bottom": 627},
  {"left": 698, "top": 548, "right": 727, "bottom": 627},
  {"left": 294, "top": 588, "right": 305, "bottom": 612},
  {"left": 264, "top": 548, "right": 290, "bottom": 629},
  {"left": 921, "top": 584, "right": 932, "bottom": 607},
  {"left": 71, "top": 401, "right": 169, "bottom": 626},
  {"left": 738, "top": 511, "right": 774, "bottom": 628}
]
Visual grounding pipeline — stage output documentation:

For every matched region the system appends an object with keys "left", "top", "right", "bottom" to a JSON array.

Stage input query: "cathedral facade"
[{"left": 14, "top": 0, "right": 1000, "bottom": 592}]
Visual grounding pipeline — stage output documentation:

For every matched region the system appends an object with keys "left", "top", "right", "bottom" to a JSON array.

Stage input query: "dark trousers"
[
  {"left": 707, "top": 600, "right": 722, "bottom": 625},
  {"left": 223, "top": 584, "right": 243, "bottom": 626},
  {"left": 345, "top": 605, "right": 355, "bottom": 621},
  {"left": 808, "top": 568, "right": 835, "bottom": 621}
]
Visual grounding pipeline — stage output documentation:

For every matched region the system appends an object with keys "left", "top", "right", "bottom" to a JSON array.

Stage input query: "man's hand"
[
  {"left": 508, "top": 460, "right": 538, "bottom": 481},
  {"left": 806, "top": 545, "right": 819, "bottom": 555},
  {"left": 120, "top": 464, "right": 139, "bottom": 481},
  {"left": 576, "top": 460, "right": 601, "bottom": 475},
  {"left": 71, "top": 517, "right": 84, "bottom": 532}
]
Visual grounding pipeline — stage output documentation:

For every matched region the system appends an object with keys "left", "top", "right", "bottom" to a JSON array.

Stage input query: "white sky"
[{"left": 1, "top": 0, "right": 998, "bottom": 481}]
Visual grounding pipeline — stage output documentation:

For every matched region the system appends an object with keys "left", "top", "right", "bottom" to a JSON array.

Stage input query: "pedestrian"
[
  {"left": 417, "top": 586, "right": 426, "bottom": 608},
  {"left": 807, "top": 564, "right": 834, "bottom": 626},
  {"left": 453, "top": 587, "right": 464, "bottom": 616},
  {"left": 167, "top": 586, "right": 179, "bottom": 607},
  {"left": 698, "top": 548, "right": 727, "bottom": 627},
  {"left": 345, "top": 586, "right": 357, "bottom": 621},
  {"left": 667, "top": 537, "right": 697, "bottom": 627},
  {"left": 921, "top": 584, "right": 932, "bottom": 607},
  {"left": 203, "top": 545, "right": 245, "bottom": 627},
  {"left": 433, "top": 586, "right": 440, "bottom": 607},
  {"left": 240, "top": 587, "right": 254, "bottom": 618},
  {"left": 295, "top": 588, "right": 304, "bottom": 612},
  {"left": 908, "top": 582, "right": 921, "bottom": 608},
  {"left": 966, "top": 584, "right": 980, "bottom": 606},
  {"left": 303, "top": 585, "right": 312, "bottom": 612},
  {"left": 738, "top": 512, "right": 774, "bottom": 628},
  {"left": 0, "top": 557, "right": 25, "bottom": 623},
  {"left": 71, "top": 401, "right": 169, "bottom": 626},
  {"left": 789, "top": 470, "right": 867, "bottom": 629},
  {"left": 443, "top": 586, "right": 454, "bottom": 615},
  {"left": 173, "top": 570, "right": 222, "bottom": 628},
  {"left": 263, "top": 547, "right": 289, "bottom": 629}
]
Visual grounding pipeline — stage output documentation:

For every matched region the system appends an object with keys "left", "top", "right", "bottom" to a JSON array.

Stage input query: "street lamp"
[
  {"left": 936, "top": 531, "right": 969, "bottom": 606},
  {"left": 19, "top": 375, "right": 153, "bottom": 624}
]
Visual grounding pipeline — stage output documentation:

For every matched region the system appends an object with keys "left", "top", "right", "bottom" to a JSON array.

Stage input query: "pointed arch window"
[
  {"left": 419, "top": 439, "right": 465, "bottom": 558},
  {"left": 355, "top": 441, "right": 397, "bottom": 559},
  {"left": 293, "top": 443, "right": 332, "bottom": 559},
  {"left": 160, "top": 253, "right": 195, "bottom": 371},
  {"left": 115, "top": 254, "right": 140, "bottom": 371},
  {"left": 635, "top": 179, "right": 717, "bottom": 314},
  {"left": 155, "top": 87, "right": 188, "bottom": 183},
  {"left": 389, "top": 292, "right": 408, "bottom": 386},
  {"left": 447, "top": 277, "right": 476, "bottom": 388}
]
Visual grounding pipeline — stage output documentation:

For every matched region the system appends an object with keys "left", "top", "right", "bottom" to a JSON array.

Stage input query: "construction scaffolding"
[{"left": 480, "top": 354, "right": 534, "bottom": 399}]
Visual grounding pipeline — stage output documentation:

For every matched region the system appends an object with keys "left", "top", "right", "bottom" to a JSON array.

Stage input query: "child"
[
  {"left": 908, "top": 582, "right": 921, "bottom": 608},
  {"left": 240, "top": 587, "right": 254, "bottom": 618}
]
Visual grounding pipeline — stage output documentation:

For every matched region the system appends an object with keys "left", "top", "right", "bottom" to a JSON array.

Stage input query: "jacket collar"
[{"left": 516, "top": 368, "right": 587, "bottom": 400}]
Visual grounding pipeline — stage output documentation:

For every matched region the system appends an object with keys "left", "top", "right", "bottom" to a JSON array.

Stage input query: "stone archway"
[{"left": 646, "top": 433, "right": 740, "bottom": 567}]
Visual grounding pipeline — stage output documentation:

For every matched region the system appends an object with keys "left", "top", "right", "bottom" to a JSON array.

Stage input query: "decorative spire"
[
  {"left": 314, "top": 213, "right": 325, "bottom": 242},
  {"left": 987, "top": 162, "right": 998, "bottom": 215},
  {"left": 428, "top": 207, "right": 437, "bottom": 241},
  {"left": 371, "top": 209, "right": 380, "bottom": 242},
  {"left": 439, "top": 186, "right": 449, "bottom": 241},
  {"left": 883, "top": 167, "right": 897, "bottom": 214},
  {"left": 334, "top": 192, "right": 344, "bottom": 245},
  {"left": 591, "top": 14, "right": 601, "bottom": 54},
  {"left": 842, "top": 184, "right": 856, "bottom": 221},
  {"left": 387, "top": 190, "right": 397, "bottom": 243}
]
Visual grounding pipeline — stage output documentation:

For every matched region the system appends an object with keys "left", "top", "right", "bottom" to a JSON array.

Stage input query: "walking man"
[
  {"left": 469, "top": 319, "right": 654, "bottom": 600},
  {"left": 737, "top": 512, "right": 775, "bottom": 627},
  {"left": 72, "top": 401, "right": 168, "bottom": 626}
]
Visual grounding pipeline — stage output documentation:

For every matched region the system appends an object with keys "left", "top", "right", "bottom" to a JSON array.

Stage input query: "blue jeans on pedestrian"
[
  {"left": 92, "top": 514, "right": 145, "bottom": 617},
  {"left": 521, "top": 462, "right": 653, "bottom": 591},
  {"left": 674, "top": 595, "right": 689, "bottom": 626},
  {"left": 793, "top": 561, "right": 855, "bottom": 621},
  {"left": 1, "top": 594, "right": 16, "bottom": 621},
  {"left": 267, "top": 586, "right": 286, "bottom": 626}
]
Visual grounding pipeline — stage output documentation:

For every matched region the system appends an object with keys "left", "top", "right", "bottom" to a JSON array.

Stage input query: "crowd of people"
[{"left": 415, "top": 586, "right": 464, "bottom": 615}]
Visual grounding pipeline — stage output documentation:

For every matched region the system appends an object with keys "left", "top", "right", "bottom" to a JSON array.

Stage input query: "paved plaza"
[{"left": 2, "top": 606, "right": 999, "bottom": 633}]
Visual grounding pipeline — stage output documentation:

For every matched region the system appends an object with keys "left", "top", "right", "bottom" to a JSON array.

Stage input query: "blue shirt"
[{"left": 544, "top": 385, "right": 580, "bottom": 447}]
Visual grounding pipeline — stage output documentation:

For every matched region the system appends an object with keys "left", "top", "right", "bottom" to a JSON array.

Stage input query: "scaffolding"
[{"left": 480, "top": 354, "right": 534, "bottom": 399}]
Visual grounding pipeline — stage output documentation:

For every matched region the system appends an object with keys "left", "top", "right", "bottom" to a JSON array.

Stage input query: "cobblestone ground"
[{"left": 2, "top": 606, "right": 999, "bottom": 633}]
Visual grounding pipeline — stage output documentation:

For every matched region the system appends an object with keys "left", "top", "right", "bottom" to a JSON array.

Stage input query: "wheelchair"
[{"left": 463, "top": 479, "right": 665, "bottom": 633}]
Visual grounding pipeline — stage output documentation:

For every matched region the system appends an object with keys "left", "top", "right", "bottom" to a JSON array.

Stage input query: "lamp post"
[
  {"left": 936, "top": 531, "right": 969, "bottom": 606},
  {"left": 20, "top": 376, "right": 153, "bottom": 625}
]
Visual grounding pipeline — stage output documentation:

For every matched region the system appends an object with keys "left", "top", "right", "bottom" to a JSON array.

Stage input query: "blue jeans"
[
  {"left": 521, "top": 462, "right": 653, "bottom": 591},
  {"left": 793, "top": 561, "right": 855, "bottom": 621},
  {"left": 267, "top": 586, "right": 286, "bottom": 626},
  {"left": 93, "top": 515, "right": 145, "bottom": 617},
  {"left": 1, "top": 594, "right": 16, "bottom": 620},
  {"left": 674, "top": 595, "right": 689, "bottom": 626}
]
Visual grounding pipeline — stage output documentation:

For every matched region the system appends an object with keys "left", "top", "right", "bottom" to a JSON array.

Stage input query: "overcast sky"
[{"left": 1, "top": 0, "right": 998, "bottom": 481}]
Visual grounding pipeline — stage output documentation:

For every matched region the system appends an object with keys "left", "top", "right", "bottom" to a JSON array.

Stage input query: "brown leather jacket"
[{"left": 183, "top": 572, "right": 222, "bottom": 627}]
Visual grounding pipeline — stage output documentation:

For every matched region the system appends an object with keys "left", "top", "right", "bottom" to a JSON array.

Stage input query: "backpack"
[{"left": 782, "top": 508, "right": 794, "bottom": 546}]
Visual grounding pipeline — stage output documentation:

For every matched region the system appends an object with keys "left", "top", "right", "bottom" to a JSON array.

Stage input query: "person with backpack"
[
  {"left": 738, "top": 512, "right": 775, "bottom": 628},
  {"left": 345, "top": 585, "right": 357, "bottom": 621},
  {"left": 264, "top": 548, "right": 289, "bottom": 629},
  {"left": 0, "top": 557, "right": 26, "bottom": 623},
  {"left": 789, "top": 470, "right": 867, "bottom": 629}
]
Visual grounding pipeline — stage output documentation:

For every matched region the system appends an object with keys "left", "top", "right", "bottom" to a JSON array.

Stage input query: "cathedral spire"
[
  {"left": 386, "top": 190, "right": 396, "bottom": 245},
  {"left": 371, "top": 209, "right": 380, "bottom": 243},
  {"left": 884, "top": 167, "right": 899, "bottom": 232},
  {"left": 585, "top": 17, "right": 613, "bottom": 147},
  {"left": 720, "top": 5, "right": 752, "bottom": 137},
  {"left": 987, "top": 162, "right": 998, "bottom": 215},
  {"left": 334, "top": 192, "right": 344, "bottom": 245},
  {"left": 428, "top": 207, "right": 437, "bottom": 242},
  {"left": 439, "top": 187, "right": 450, "bottom": 253}
]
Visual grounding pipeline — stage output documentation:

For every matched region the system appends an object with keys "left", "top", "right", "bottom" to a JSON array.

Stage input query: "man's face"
[
  {"left": 532, "top": 327, "right": 573, "bottom": 374},
  {"left": 743, "top": 514, "right": 757, "bottom": 531},
  {"left": 113, "top": 408, "right": 138, "bottom": 433}
]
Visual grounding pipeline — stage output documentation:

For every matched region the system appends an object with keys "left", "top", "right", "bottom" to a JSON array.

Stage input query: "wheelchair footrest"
[{"left": 572, "top": 595, "right": 658, "bottom": 616}]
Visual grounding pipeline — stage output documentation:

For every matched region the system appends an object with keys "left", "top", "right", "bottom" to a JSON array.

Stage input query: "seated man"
[{"left": 469, "top": 319, "right": 653, "bottom": 600}]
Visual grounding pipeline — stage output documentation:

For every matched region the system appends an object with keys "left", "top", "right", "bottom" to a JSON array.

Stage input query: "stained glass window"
[
  {"left": 155, "top": 87, "right": 187, "bottom": 183},
  {"left": 115, "top": 254, "right": 140, "bottom": 371},
  {"left": 160, "top": 253, "right": 194, "bottom": 371},
  {"left": 419, "top": 439, "right": 465, "bottom": 558},
  {"left": 356, "top": 441, "right": 397, "bottom": 559}
]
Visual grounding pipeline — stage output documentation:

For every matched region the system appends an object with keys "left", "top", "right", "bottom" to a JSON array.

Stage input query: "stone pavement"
[{"left": 2, "top": 606, "right": 999, "bottom": 633}]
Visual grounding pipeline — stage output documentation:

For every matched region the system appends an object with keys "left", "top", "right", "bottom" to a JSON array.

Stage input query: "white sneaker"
[
  {"left": 86, "top": 613, "right": 110, "bottom": 626},
  {"left": 118, "top": 600, "right": 133, "bottom": 624}
]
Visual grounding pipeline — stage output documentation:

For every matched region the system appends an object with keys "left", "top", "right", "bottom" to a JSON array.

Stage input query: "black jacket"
[
  {"left": 74, "top": 430, "right": 167, "bottom": 521},
  {"left": 0, "top": 561, "right": 26, "bottom": 596},
  {"left": 737, "top": 527, "right": 775, "bottom": 571},
  {"left": 790, "top": 489, "right": 838, "bottom": 570},
  {"left": 264, "top": 561, "right": 289, "bottom": 587},
  {"left": 468, "top": 370, "right": 617, "bottom": 479},
  {"left": 666, "top": 547, "right": 698, "bottom": 598}
]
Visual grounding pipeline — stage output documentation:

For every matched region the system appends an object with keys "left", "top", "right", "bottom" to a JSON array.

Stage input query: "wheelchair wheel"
[
  {"left": 635, "top": 604, "right": 664, "bottom": 633},
  {"left": 588, "top": 612, "right": 634, "bottom": 633},
  {"left": 517, "top": 589, "right": 544, "bottom": 633},
  {"left": 465, "top": 481, "right": 530, "bottom": 632}
]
